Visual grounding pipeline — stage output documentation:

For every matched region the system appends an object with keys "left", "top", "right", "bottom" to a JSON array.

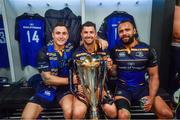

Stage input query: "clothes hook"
[
  {"left": 27, "top": 3, "right": 32, "bottom": 8},
  {"left": 99, "top": 2, "right": 102, "bottom": 6},
  {"left": 65, "top": 3, "right": 68, "bottom": 7},
  {"left": 117, "top": 1, "right": 120, "bottom": 6},
  {"left": 27, "top": 3, "right": 33, "bottom": 13},
  {"left": 135, "top": 1, "right": 140, "bottom": 5},
  {"left": 46, "top": 3, "right": 50, "bottom": 7}
]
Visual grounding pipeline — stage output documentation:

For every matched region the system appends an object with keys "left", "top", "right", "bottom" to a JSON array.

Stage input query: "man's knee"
[
  {"left": 103, "top": 103, "right": 117, "bottom": 118},
  {"left": 63, "top": 109, "right": 72, "bottom": 119},
  {"left": 73, "top": 106, "right": 87, "bottom": 119},
  {"left": 118, "top": 109, "right": 131, "bottom": 119},
  {"left": 157, "top": 108, "right": 174, "bottom": 119},
  {"left": 154, "top": 96, "right": 174, "bottom": 118},
  {"left": 21, "top": 102, "right": 43, "bottom": 119},
  {"left": 115, "top": 98, "right": 130, "bottom": 111},
  {"left": 115, "top": 99, "right": 131, "bottom": 119},
  {"left": 163, "top": 108, "right": 174, "bottom": 118}
]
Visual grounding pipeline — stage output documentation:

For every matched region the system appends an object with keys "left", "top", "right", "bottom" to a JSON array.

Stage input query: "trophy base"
[
  {"left": 88, "top": 107, "right": 100, "bottom": 120},
  {"left": 89, "top": 111, "right": 99, "bottom": 120}
]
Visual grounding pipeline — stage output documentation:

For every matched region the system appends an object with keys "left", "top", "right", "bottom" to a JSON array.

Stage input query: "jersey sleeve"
[
  {"left": 147, "top": 47, "right": 158, "bottom": 67},
  {"left": 109, "top": 48, "right": 118, "bottom": 64},
  {"left": 15, "top": 17, "right": 20, "bottom": 41},
  {"left": 36, "top": 47, "right": 50, "bottom": 72}
]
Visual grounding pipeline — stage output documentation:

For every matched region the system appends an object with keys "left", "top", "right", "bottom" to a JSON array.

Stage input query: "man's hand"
[
  {"left": 73, "top": 74, "right": 80, "bottom": 85},
  {"left": 97, "top": 38, "right": 108, "bottom": 50},
  {"left": 143, "top": 96, "right": 155, "bottom": 112},
  {"left": 41, "top": 71, "right": 51, "bottom": 85},
  {"left": 41, "top": 71, "right": 69, "bottom": 86},
  {"left": 107, "top": 57, "right": 113, "bottom": 70}
]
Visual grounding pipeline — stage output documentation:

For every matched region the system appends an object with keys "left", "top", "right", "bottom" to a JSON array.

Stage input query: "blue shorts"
[
  {"left": 115, "top": 83, "right": 149, "bottom": 104},
  {"left": 56, "top": 85, "right": 72, "bottom": 102},
  {"left": 29, "top": 85, "right": 72, "bottom": 108},
  {"left": 29, "top": 95, "right": 53, "bottom": 108}
]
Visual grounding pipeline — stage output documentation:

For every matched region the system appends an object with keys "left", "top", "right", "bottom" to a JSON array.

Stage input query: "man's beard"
[{"left": 122, "top": 35, "right": 135, "bottom": 45}]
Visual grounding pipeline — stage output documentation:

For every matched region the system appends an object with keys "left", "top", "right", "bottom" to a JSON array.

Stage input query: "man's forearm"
[
  {"left": 108, "top": 64, "right": 117, "bottom": 76},
  {"left": 45, "top": 75, "right": 69, "bottom": 86},
  {"left": 41, "top": 72, "right": 69, "bottom": 86},
  {"left": 149, "top": 75, "right": 159, "bottom": 98}
]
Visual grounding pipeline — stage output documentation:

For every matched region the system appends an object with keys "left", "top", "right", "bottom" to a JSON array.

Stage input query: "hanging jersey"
[
  {"left": 45, "top": 7, "right": 81, "bottom": 47},
  {"left": 111, "top": 42, "right": 158, "bottom": 87},
  {"left": 98, "top": 11, "right": 136, "bottom": 50},
  {"left": 0, "top": 15, "right": 9, "bottom": 68},
  {"left": 15, "top": 13, "right": 45, "bottom": 67}
]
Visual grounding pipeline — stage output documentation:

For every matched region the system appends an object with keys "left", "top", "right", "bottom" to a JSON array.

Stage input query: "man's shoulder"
[
  {"left": 73, "top": 46, "right": 84, "bottom": 57},
  {"left": 137, "top": 42, "right": 157, "bottom": 54},
  {"left": 39, "top": 46, "right": 48, "bottom": 54},
  {"left": 138, "top": 41, "right": 150, "bottom": 48},
  {"left": 47, "top": 40, "right": 53, "bottom": 46},
  {"left": 112, "top": 45, "right": 124, "bottom": 52},
  {"left": 75, "top": 45, "right": 84, "bottom": 51},
  {"left": 37, "top": 46, "right": 48, "bottom": 62}
]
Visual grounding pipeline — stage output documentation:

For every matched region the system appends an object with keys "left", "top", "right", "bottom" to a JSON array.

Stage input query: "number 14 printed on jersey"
[{"left": 27, "top": 30, "right": 39, "bottom": 43}]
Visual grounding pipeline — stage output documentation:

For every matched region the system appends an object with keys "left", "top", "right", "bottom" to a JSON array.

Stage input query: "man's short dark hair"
[
  {"left": 81, "top": 21, "right": 96, "bottom": 32},
  {"left": 52, "top": 22, "right": 69, "bottom": 32},
  {"left": 119, "top": 19, "right": 136, "bottom": 29}
]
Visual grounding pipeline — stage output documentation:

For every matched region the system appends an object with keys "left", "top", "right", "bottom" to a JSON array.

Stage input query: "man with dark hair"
[
  {"left": 110, "top": 19, "right": 173, "bottom": 119},
  {"left": 73, "top": 21, "right": 117, "bottom": 119},
  {"left": 21, "top": 22, "right": 85, "bottom": 119}
]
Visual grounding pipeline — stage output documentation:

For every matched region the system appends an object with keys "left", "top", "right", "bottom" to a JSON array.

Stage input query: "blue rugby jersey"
[
  {"left": 15, "top": 13, "right": 45, "bottom": 67},
  {"left": 111, "top": 42, "right": 158, "bottom": 87},
  {"left": 37, "top": 41, "right": 75, "bottom": 77},
  {"left": 0, "top": 15, "right": 9, "bottom": 68}
]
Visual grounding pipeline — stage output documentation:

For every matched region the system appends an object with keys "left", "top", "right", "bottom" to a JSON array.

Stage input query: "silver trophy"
[{"left": 75, "top": 55, "right": 107, "bottom": 119}]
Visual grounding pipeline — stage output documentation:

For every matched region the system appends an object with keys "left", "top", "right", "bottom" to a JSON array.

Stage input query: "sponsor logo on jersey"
[
  {"left": 119, "top": 52, "right": 126, "bottom": 57},
  {"left": 112, "top": 24, "right": 117, "bottom": 27},
  {"left": 144, "top": 72, "right": 149, "bottom": 81},
  {"left": 47, "top": 52, "right": 56, "bottom": 57},
  {"left": 127, "top": 62, "right": 135, "bottom": 66},
  {"left": 37, "top": 64, "right": 49, "bottom": 69},
  {"left": 135, "top": 51, "right": 144, "bottom": 57}
]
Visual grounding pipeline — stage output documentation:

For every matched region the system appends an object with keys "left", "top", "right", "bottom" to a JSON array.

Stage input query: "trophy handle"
[
  {"left": 69, "top": 68, "right": 74, "bottom": 93},
  {"left": 99, "top": 60, "right": 108, "bottom": 101},
  {"left": 68, "top": 59, "right": 77, "bottom": 94}
]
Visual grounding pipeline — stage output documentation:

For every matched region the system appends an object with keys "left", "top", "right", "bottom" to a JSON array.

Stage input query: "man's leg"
[
  {"left": 102, "top": 103, "right": 117, "bottom": 118},
  {"left": 72, "top": 96, "right": 88, "bottom": 119},
  {"left": 153, "top": 96, "right": 173, "bottom": 119},
  {"left": 59, "top": 94, "right": 74, "bottom": 119},
  {"left": 115, "top": 96, "right": 131, "bottom": 120},
  {"left": 72, "top": 85, "right": 88, "bottom": 119},
  {"left": 21, "top": 102, "right": 43, "bottom": 120}
]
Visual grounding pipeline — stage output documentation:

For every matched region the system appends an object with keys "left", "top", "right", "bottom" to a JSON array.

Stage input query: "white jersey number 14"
[{"left": 27, "top": 30, "right": 39, "bottom": 43}]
